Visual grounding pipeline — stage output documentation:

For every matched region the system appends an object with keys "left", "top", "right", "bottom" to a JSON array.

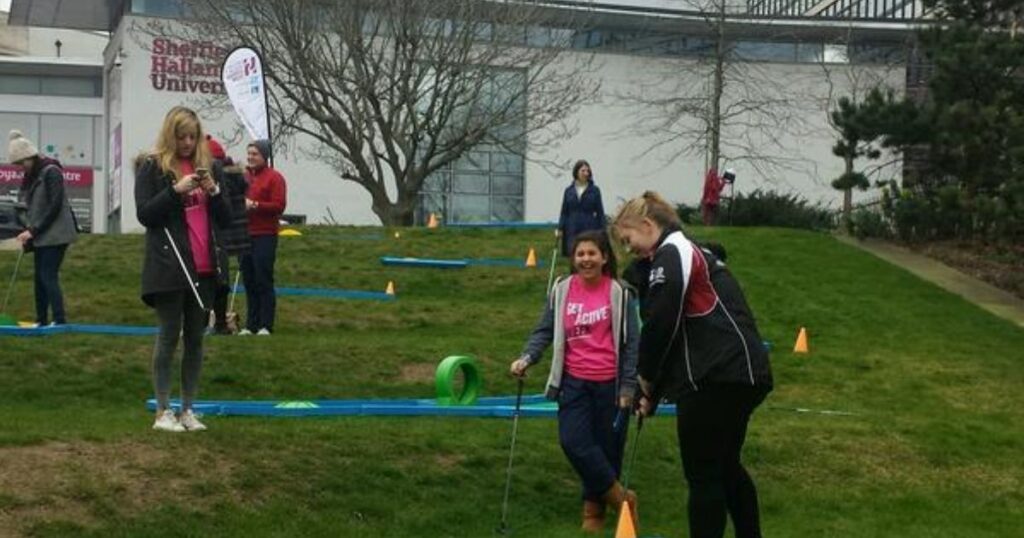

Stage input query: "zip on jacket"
[{"left": 639, "top": 228, "right": 772, "bottom": 407}]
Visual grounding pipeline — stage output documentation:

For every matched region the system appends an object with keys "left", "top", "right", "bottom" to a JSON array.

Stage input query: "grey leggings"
[{"left": 151, "top": 289, "right": 208, "bottom": 412}]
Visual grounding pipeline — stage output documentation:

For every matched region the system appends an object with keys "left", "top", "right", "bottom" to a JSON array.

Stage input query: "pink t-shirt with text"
[
  {"left": 178, "top": 159, "right": 213, "bottom": 276},
  {"left": 563, "top": 274, "right": 617, "bottom": 382}
]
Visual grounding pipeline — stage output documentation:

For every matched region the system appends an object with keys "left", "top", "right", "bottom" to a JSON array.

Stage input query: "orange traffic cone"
[
  {"left": 385, "top": 281, "right": 396, "bottom": 295},
  {"left": 525, "top": 248, "right": 537, "bottom": 268},
  {"left": 427, "top": 213, "right": 439, "bottom": 229},
  {"left": 793, "top": 327, "right": 809, "bottom": 353},
  {"left": 615, "top": 501, "right": 638, "bottom": 538}
]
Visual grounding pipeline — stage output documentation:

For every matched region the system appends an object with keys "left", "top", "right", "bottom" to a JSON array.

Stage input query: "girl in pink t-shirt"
[{"left": 510, "top": 230, "right": 640, "bottom": 532}]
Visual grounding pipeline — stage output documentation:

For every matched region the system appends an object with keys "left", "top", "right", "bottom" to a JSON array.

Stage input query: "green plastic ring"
[{"left": 435, "top": 355, "right": 481, "bottom": 406}]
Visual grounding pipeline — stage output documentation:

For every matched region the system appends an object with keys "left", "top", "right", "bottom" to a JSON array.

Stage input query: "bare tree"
[
  {"left": 616, "top": 0, "right": 817, "bottom": 184},
  {"left": 145, "top": 0, "right": 598, "bottom": 225}
]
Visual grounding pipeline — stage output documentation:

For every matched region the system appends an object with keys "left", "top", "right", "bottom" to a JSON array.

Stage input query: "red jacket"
[
  {"left": 245, "top": 165, "right": 287, "bottom": 236},
  {"left": 701, "top": 168, "right": 725, "bottom": 206}
]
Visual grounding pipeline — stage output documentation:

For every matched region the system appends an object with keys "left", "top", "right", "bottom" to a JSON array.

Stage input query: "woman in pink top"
[
  {"left": 135, "top": 106, "right": 231, "bottom": 433},
  {"left": 510, "top": 230, "right": 640, "bottom": 533}
]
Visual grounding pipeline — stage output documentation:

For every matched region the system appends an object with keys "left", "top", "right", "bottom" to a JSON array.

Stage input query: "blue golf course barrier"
[
  {"left": 380, "top": 256, "right": 546, "bottom": 268},
  {"left": 0, "top": 323, "right": 159, "bottom": 337},
  {"left": 146, "top": 395, "right": 679, "bottom": 418},
  {"left": 380, "top": 256, "right": 468, "bottom": 269},
  {"left": 232, "top": 285, "right": 395, "bottom": 301},
  {"left": 445, "top": 221, "right": 557, "bottom": 229}
]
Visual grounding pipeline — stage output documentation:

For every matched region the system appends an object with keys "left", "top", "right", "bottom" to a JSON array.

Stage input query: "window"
[
  {"left": 132, "top": 0, "right": 187, "bottom": 17},
  {"left": 733, "top": 41, "right": 797, "bottom": 62},
  {"left": 419, "top": 149, "right": 525, "bottom": 224},
  {"left": 0, "top": 75, "right": 101, "bottom": 97},
  {"left": 417, "top": 68, "right": 526, "bottom": 224},
  {"left": 40, "top": 77, "right": 101, "bottom": 97},
  {"left": 0, "top": 76, "right": 41, "bottom": 95}
]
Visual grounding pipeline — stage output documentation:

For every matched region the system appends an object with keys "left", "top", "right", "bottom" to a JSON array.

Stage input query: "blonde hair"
[
  {"left": 153, "top": 106, "right": 211, "bottom": 180},
  {"left": 613, "top": 190, "right": 681, "bottom": 229}
]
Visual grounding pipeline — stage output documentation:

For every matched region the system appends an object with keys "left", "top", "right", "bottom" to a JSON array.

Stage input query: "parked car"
[{"left": 0, "top": 200, "right": 25, "bottom": 241}]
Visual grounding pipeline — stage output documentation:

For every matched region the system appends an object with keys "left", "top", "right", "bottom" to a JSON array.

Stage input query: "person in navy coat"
[{"left": 556, "top": 159, "right": 607, "bottom": 256}]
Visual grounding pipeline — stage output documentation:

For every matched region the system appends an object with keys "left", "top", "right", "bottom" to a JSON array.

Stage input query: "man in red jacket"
[{"left": 239, "top": 139, "right": 287, "bottom": 336}]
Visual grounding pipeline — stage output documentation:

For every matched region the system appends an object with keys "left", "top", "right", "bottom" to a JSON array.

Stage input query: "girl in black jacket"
[
  {"left": 613, "top": 191, "right": 772, "bottom": 538},
  {"left": 135, "top": 106, "right": 230, "bottom": 433}
]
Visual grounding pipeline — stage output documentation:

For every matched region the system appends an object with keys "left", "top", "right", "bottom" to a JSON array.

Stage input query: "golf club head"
[{"left": 494, "top": 522, "right": 513, "bottom": 536}]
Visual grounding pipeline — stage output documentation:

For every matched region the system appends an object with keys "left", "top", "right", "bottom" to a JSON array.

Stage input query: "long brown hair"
[
  {"left": 152, "top": 106, "right": 211, "bottom": 181},
  {"left": 572, "top": 159, "right": 592, "bottom": 183},
  {"left": 569, "top": 230, "right": 618, "bottom": 278}
]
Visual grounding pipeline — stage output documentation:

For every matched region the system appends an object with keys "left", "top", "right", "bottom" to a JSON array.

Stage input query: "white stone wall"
[{"left": 107, "top": 15, "right": 904, "bottom": 232}]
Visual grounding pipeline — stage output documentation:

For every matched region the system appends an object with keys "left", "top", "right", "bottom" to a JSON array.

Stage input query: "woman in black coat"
[
  {"left": 556, "top": 159, "right": 607, "bottom": 256},
  {"left": 135, "top": 106, "right": 230, "bottom": 433}
]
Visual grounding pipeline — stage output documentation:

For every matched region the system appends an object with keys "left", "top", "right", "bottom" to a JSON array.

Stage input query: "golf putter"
[
  {"left": 544, "top": 235, "right": 559, "bottom": 294},
  {"left": 496, "top": 377, "right": 525, "bottom": 535},
  {"left": 622, "top": 415, "right": 644, "bottom": 493},
  {"left": 1, "top": 249, "right": 25, "bottom": 322},
  {"left": 163, "top": 228, "right": 207, "bottom": 311}
]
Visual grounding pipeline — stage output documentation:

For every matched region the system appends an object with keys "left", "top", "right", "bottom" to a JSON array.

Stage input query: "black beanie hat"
[{"left": 248, "top": 139, "right": 272, "bottom": 162}]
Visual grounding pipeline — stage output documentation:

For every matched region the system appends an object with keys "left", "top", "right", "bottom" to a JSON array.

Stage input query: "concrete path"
[{"left": 835, "top": 235, "right": 1024, "bottom": 329}]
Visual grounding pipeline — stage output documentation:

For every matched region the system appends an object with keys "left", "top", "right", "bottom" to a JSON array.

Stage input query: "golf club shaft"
[
  {"left": 163, "top": 228, "right": 207, "bottom": 311},
  {"left": 1, "top": 249, "right": 25, "bottom": 314},
  {"left": 545, "top": 236, "right": 558, "bottom": 294},
  {"left": 622, "top": 415, "right": 644, "bottom": 492},
  {"left": 498, "top": 378, "right": 525, "bottom": 530},
  {"left": 228, "top": 268, "right": 241, "bottom": 313}
]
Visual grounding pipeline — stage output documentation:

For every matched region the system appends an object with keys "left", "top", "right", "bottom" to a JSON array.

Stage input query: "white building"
[
  {"left": 0, "top": 7, "right": 107, "bottom": 231},
  {"left": 5, "top": 0, "right": 915, "bottom": 233}
]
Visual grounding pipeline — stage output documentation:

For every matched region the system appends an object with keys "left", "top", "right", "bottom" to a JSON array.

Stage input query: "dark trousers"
[
  {"left": 151, "top": 280, "right": 212, "bottom": 411},
  {"left": 240, "top": 235, "right": 277, "bottom": 332},
  {"left": 213, "top": 256, "right": 237, "bottom": 330},
  {"left": 702, "top": 203, "right": 719, "bottom": 226},
  {"left": 557, "top": 373, "right": 628, "bottom": 501},
  {"left": 676, "top": 384, "right": 769, "bottom": 538},
  {"left": 33, "top": 244, "right": 68, "bottom": 325}
]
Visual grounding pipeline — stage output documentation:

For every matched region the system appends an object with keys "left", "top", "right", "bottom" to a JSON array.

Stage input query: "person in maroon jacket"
[
  {"left": 238, "top": 139, "right": 286, "bottom": 335},
  {"left": 701, "top": 168, "right": 725, "bottom": 226}
]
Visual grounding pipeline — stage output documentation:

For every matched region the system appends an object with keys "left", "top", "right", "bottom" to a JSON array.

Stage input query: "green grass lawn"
[{"left": 1, "top": 226, "right": 1022, "bottom": 537}]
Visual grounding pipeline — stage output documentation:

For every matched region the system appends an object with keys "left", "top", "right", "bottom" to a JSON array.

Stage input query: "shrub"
[
  {"left": 675, "top": 202, "right": 701, "bottom": 226},
  {"left": 848, "top": 208, "right": 891, "bottom": 239},
  {"left": 722, "top": 189, "right": 836, "bottom": 231}
]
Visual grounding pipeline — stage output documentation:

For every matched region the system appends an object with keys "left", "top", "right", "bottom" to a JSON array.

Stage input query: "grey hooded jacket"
[
  {"left": 19, "top": 159, "right": 78, "bottom": 248},
  {"left": 519, "top": 275, "right": 639, "bottom": 401}
]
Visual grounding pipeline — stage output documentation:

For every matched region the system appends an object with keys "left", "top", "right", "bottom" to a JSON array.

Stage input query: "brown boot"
[
  {"left": 581, "top": 500, "right": 605, "bottom": 533},
  {"left": 602, "top": 481, "right": 639, "bottom": 528}
]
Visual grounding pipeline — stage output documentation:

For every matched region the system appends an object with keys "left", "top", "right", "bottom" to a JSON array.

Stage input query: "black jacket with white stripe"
[{"left": 638, "top": 228, "right": 772, "bottom": 404}]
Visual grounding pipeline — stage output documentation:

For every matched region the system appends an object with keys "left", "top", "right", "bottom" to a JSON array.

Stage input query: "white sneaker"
[
  {"left": 152, "top": 409, "right": 185, "bottom": 432},
  {"left": 256, "top": 328, "right": 271, "bottom": 336},
  {"left": 238, "top": 329, "right": 253, "bottom": 336},
  {"left": 179, "top": 409, "right": 207, "bottom": 432}
]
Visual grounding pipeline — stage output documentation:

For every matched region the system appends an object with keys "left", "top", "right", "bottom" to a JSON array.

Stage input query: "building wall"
[
  {"left": 1, "top": 10, "right": 108, "bottom": 58},
  {"left": 110, "top": 16, "right": 399, "bottom": 233},
  {"left": 107, "top": 15, "right": 904, "bottom": 232},
  {"left": 529, "top": 50, "right": 903, "bottom": 221},
  {"left": 0, "top": 12, "right": 29, "bottom": 56},
  {"left": 0, "top": 10, "right": 108, "bottom": 230}
]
